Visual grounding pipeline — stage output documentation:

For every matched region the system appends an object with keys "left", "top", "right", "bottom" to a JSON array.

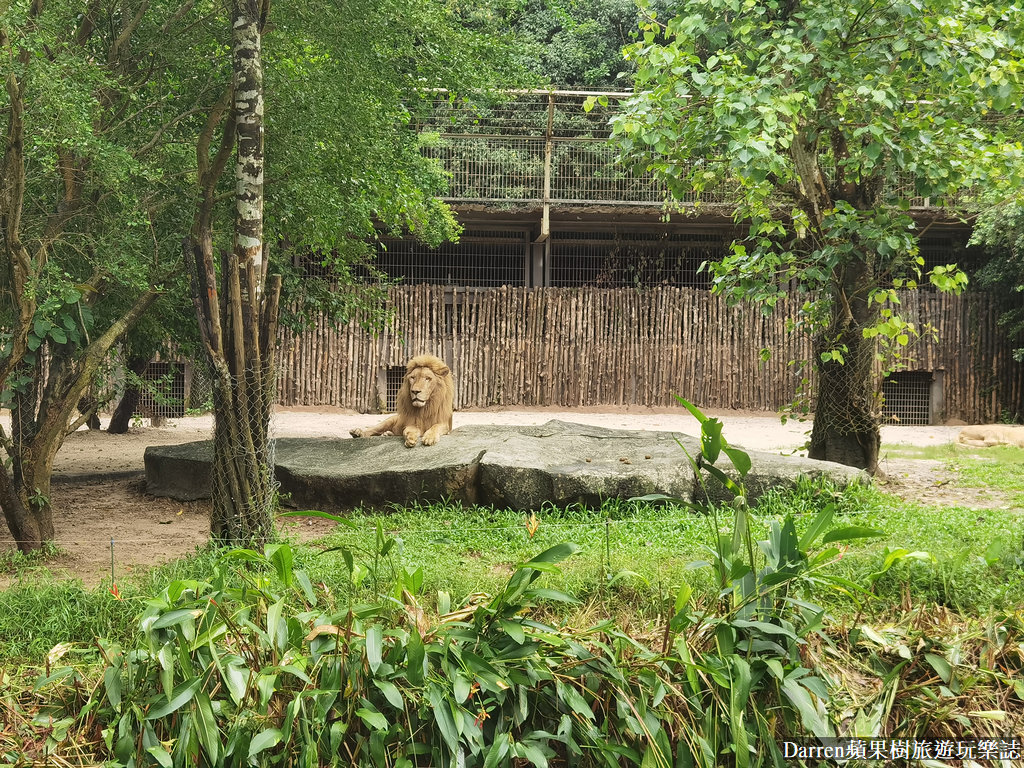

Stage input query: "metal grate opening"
[
  {"left": 374, "top": 229, "right": 527, "bottom": 287},
  {"left": 137, "top": 362, "right": 187, "bottom": 419},
  {"left": 383, "top": 366, "right": 406, "bottom": 413},
  {"left": 549, "top": 230, "right": 727, "bottom": 288},
  {"left": 882, "top": 371, "right": 932, "bottom": 425}
]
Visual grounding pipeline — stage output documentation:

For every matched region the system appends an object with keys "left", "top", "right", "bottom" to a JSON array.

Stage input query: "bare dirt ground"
[{"left": 0, "top": 406, "right": 993, "bottom": 586}]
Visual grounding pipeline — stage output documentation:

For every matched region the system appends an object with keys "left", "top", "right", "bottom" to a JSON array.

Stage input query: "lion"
[
  {"left": 957, "top": 424, "right": 1024, "bottom": 449},
  {"left": 349, "top": 355, "right": 455, "bottom": 447}
]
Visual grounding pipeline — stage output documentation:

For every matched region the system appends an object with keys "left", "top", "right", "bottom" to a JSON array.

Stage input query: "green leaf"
[
  {"left": 700, "top": 418, "right": 724, "bottom": 463},
  {"left": 151, "top": 608, "right": 201, "bottom": 630},
  {"left": 498, "top": 619, "right": 525, "bottom": 644},
  {"left": 267, "top": 543, "right": 294, "bottom": 586},
  {"left": 146, "top": 676, "right": 203, "bottom": 720},
  {"left": 454, "top": 675, "right": 472, "bottom": 704},
  {"left": 248, "top": 728, "right": 283, "bottom": 758},
  {"left": 822, "top": 526, "right": 885, "bottom": 544},
  {"left": 780, "top": 677, "right": 833, "bottom": 738},
  {"left": 146, "top": 745, "right": 173, "bottom": 768},
  {"left": 731, "top": 619, "right": 799, "bottom": 640},
  {"left": 406, "top": 629, "right": 425, "bottom": 686},
  {"left": 721, "top": 445, "right": 752, "bottom": 476},
  {"left": 484, "top": 735, "right": 511, "bottom": 768},
  {"left": 557, "top": 682, "right": 595, "bottom": 721},
  {"left": 524, "top": 587, "right": 579, "bottom": 604},
  {"left": 514, "top": 741, "right": 549, "bottom": 768},
  {"left": 521, "top": 542, "right": 579, "bottom": 567},
  {"left": 799, "top": 504, "right": 835, "bottom": 549},
  {"left": 222, "top": 661, "right": 248, "bottom": 706},
  {"left": 924, "top": 653, "right": 952, "bottom": 684},
  {"left": 428, "top": 689, "right": 459, "bottom": 753},
  {"left": 366, "top": 624, "right": 383, "bottom": 674},
  {"left": 356, "top": 707, "right": 389, "bottom": 731},
  {"left": 193, "top": 691, "right": 220, "bottom": 762},
  {"left": 373, "top": 678, "right": 405, "bottom": 710},
  {"left": 295, "top": 569, "right": 316, "bottom": 604},
  {"left": 103, "top": 666, "right": 122, "bottom": 711}
]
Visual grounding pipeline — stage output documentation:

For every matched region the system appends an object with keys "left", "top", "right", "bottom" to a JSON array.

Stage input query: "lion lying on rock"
[
  {"left": 957, "top": 424, "right": 1024, "bottom": 449},
  {"left": 350, "top": 355, "right": 454, "bottom": 447}
]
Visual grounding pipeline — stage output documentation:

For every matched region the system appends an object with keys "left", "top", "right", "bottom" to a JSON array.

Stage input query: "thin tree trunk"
[
  {"left": 108, "top": 356, "right": 152, "bottom": 433},
  {"left": 808, "top": 331, "right": 881, "bottom": 472},
  {"left": 0, "top": 462, "right": 46, "bottom": 552},
  {"left": 186, "top": 0, "right": 280, "bottom": 547}
]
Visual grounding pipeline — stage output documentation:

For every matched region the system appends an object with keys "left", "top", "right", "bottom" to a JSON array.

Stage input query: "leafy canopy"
[
  {"left": 971, "top": 199, "right": 1024, "bottom": 362},
  {"left": 601, "top": 0, "right": 1024, "bottom": 336}
]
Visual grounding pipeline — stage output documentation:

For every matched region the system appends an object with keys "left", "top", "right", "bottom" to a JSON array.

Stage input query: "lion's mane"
[{"left": 394, "top": 354, "right": 454, "bottom": 434}]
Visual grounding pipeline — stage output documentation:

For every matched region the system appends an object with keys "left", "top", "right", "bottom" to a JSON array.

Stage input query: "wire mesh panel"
[
  {"left": 382, "top": 365, "right": 405, "bottom": 412},
  {"left": 375, "top": 229, "right": 528, "bottom": 287},
  {"left": 187, "top": 363, "right": 213, "bottom": 411},
  {"left": 138, "top": 361, "right": 187, "bottom": 418},
  {"left": 917, "top": 234, "right": 978, "bottom": 282},
  {"left": 548, "top": 230, "right": 728, "bottom": 288},
  {"left": 417, "top": 91, "right": 617, "bottom": 139},
  {"left": 882, "top": 370, "right": 933, "bottom": 425},
  {"left": 418, "top": 91, "right": 956, "bottom": 209},
  {"left": 424, "top": 138, "right": 545, "bottom": 201},
  {"left": 551, "top": 142, "right": 665, "bottom": 204}
]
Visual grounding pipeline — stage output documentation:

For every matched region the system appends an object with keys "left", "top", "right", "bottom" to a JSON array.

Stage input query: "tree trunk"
[
  {"left": 185, "top": 0, "right": 280, "bottom": 548},
  {"left": 0, "top": 461, "right": 51, "bottom": 552},
  {"left": 808, "top": 331, "right": 881, "bottom": 472},
  {"left": 107, "top": 356, "right": 152, "bottom": 433},
  {"left": 0, "top": 290, "right": 159, "bottom": 551},
  {"left": 808, "top": 257, "right": 881, "bottom": 473}
]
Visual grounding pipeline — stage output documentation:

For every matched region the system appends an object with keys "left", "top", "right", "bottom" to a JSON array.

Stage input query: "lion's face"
[{"left": 406, "top": 366, "right": 443, "bottom": 408}]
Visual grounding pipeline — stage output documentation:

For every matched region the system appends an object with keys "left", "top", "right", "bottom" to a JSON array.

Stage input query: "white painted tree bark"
[{"left": 186, "top": 0, "right": 281, "bottom": 546}]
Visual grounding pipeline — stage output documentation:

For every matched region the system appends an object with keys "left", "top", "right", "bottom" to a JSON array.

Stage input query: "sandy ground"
[{"left": 0, "top": 406, "right": 988, "bottom": 586}]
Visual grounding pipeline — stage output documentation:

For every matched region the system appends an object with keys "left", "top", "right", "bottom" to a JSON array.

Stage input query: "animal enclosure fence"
[
  {"left": 276, "top": 285, "right": 1022, "bottom": 423},
  {"left": 418, "top": 91, "right": 938, "bottom": 209}
]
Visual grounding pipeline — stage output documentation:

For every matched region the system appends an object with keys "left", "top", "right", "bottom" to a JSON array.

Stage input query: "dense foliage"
[
  {"left": 601, "top": 0, "right": 1024, "bottom": 470},
  {"left": 6, "top": 409, "right": 1024, "bottom": 765},
  {"left": 0, "top": 0, "right": 518, "bottom": 548},
  {"left": 971, "top": 200, "right": 1024, "bottom": 366}
]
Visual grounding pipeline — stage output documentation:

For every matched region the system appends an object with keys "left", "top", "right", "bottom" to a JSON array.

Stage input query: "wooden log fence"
[{"left": 275, "top": 285, "right": 1023, "bottom": 423}]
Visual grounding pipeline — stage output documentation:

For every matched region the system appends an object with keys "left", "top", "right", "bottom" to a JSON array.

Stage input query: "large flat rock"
[{"left": 144, "top": 420, "right": 866, "bottom": 510}]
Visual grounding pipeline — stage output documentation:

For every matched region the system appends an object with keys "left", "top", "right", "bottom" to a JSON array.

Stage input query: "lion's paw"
[
  {"left": 350, "top": 428, "right": 365, "bottom": 439},
  {"left": 422, "top": 434, "right": 438, "bottom": 446},
  {"left": 404, "top": 437, "right": 418, "bottom": 448}
]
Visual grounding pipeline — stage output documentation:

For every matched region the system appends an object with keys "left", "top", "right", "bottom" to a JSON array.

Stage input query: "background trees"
[
  {"left": 1, "top": 0, "right": 516, "bottom": 550},
  {"left": 606, "top": 0, "right": 1024, "bottom": 471},
  {"left": 971, "top": 201, "right": 1024, "bottom": 371},
  {"left": 1, "top": 0, "right": 185, "bottom": 550}
]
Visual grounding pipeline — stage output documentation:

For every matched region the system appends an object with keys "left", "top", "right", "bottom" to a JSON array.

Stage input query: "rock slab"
[{"left": 144, "top": 420, "right": 866, "bottom": 509}]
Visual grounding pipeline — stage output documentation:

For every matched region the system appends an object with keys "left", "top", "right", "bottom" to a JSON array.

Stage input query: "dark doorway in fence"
[{"left": 882, "top": 370, "right": 942, "bottom": 425}]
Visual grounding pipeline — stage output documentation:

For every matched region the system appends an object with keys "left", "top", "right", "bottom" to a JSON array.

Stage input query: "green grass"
[
  {"left": 0, "top": 546, "right": 223, "bottom": 662},
  {"left": 881, "top": 441, "right": 1024, "bottom": 506},
  {"left": 952, "top": 445, "right": 1024, "bottom": 504},
  {"left": 768, "top": 482, "right": 1024, "bottom": 610},
  {"left": 2, "top": 446, "right": 1022, "bottom": 667}
]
